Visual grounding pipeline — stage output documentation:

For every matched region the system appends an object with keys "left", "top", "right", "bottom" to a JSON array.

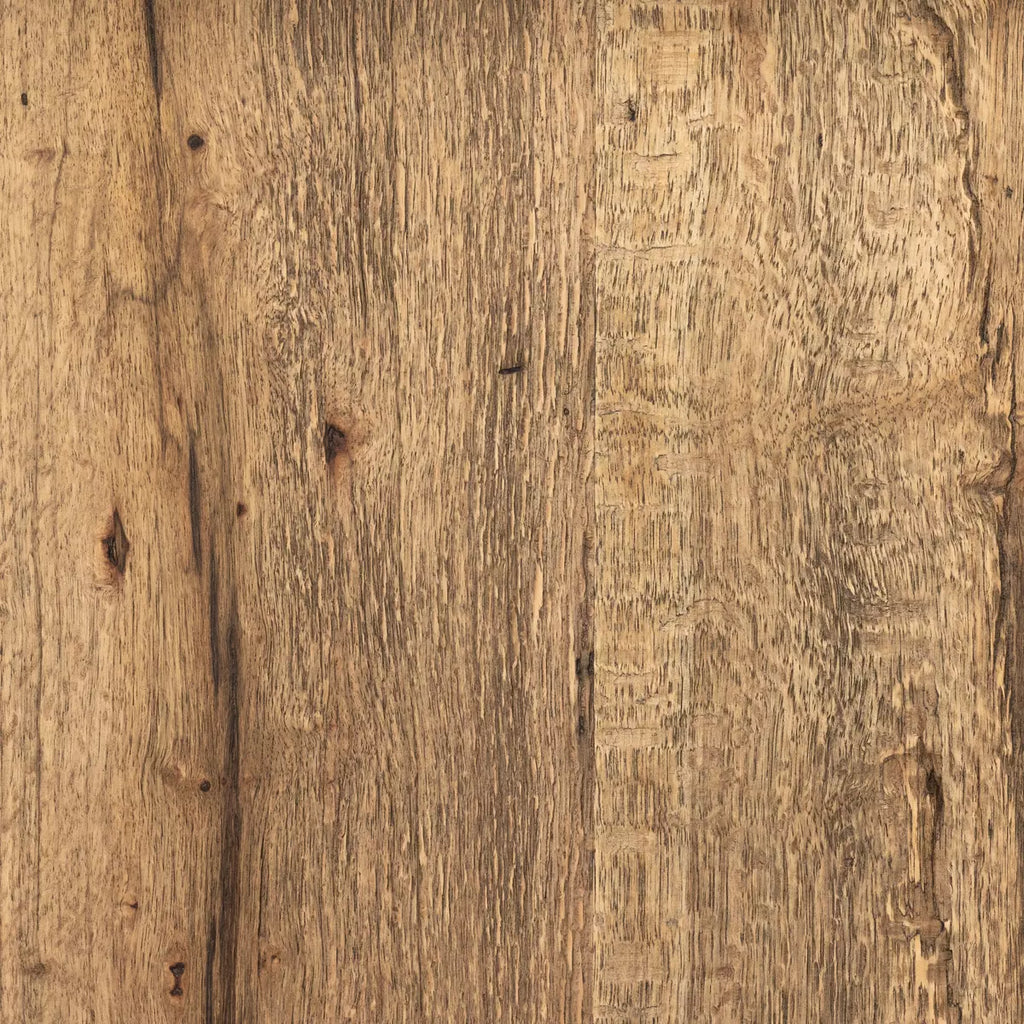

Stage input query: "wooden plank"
[
  {"left": 0, "top": 2, "right": 224, "bottom": 1021},
  {"left": 594, "top": 2, "right": 1024, "bottom": 1022},
  {"left": 1, "top": 2, "right": 594, "bottom": 1022}
]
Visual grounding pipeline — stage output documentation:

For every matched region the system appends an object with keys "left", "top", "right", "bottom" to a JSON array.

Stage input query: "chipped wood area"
[{"left": 3, "top": 1, "right": 1024, "bottom": 1023}]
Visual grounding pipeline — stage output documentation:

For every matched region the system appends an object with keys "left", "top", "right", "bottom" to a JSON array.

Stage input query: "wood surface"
[{"left": 2, "top": 1, "right": 1024, "bottom": 1022}]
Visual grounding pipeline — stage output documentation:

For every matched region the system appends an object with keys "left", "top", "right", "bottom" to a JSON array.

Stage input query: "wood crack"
[
  {"left": 992, "top": 319, "right": 1016, "bottom": 680},
  {"left": 143, "top": 0, "right": 160, "bottom": 102},
  {"left": 982, "top": 267, "right": 1017, "bottom": 1024},
  {"left": 206, "top": 539, "right": 242, "bottom": 1022},
  {"left": 203, "top": 914, "right": 216, "bottom": 1024},
  {"left": 189, "top": 435, "right": 202, "bottom": 571}
]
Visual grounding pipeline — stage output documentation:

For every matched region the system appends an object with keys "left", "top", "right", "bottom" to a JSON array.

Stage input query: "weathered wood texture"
[
  {"left": 1, "top": 2, "right": 593, "bottom": 1022},
  {"left": 6, "top": 1, "right": 1024, "bottom": 1022},
  {"left": 595, "top": 2, "right": 1024, "bottom": 1022}
]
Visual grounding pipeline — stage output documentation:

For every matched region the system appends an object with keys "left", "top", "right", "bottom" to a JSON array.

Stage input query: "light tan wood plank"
[
  {"left": 0, "top": 2, "right": 224, "bottom": 1021},
  {"left": 140, "top": 0, "right": 596, "bottom": 1021},
  {"left": 2, "top": 1, "right": 595, "bottom": 1022},
  {"left": 594, "top": 2, "right": 1024, "bottom": 1021}
]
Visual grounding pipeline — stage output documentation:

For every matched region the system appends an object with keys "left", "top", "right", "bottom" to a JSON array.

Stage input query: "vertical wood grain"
[
  {"left": 9, "top": 1, "right": 1024, "bottom": 1021},
  {"left": 0, "top": 1, "right": 224, "bottom": 1020},
  {"left": 595, "top": 1, "right": 1024, "bottom": 1021},
  {"left": 1, "top": 1, "right": 594, "bottom": 1022}
]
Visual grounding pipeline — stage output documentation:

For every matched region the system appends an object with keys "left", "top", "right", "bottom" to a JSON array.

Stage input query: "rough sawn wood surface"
[{"left": 3, "top": 2, "right": 1024, "bottom": 1023}]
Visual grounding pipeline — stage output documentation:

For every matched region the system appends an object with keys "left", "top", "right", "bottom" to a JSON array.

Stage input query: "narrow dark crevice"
[
  {"left": 189, "top": 435, "right": 202, "bottom": 570},
  {"left": 217, "top": 597, "right": 242, "bottom": 1023},
  {"left": 205, "top": 536, "right": 242, "bottom": 1021},
  {"left": 142, "top": 0, "right": 177, "bottom": 445},
  {"left": 208, "top": 547, "right": 221, "bottom": 697},
  {"left": 143, "top": 0, "right": 160, "bottom": 102},
  {"left": 993, "top": 321, "right": 1024, "bottom": 1018},
  {"left": 993, "top": 328, "right": 1016, "bottom": 665},
  {"left": 203, "top": 915, "right": 217, "bottom": 1024}
]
